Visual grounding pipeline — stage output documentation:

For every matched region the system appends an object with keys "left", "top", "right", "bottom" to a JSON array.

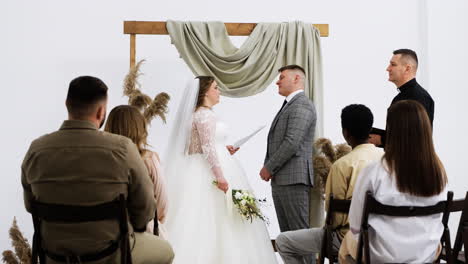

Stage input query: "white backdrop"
[{"left": 1, "top": 0, "right": 467, "bottom": 254}]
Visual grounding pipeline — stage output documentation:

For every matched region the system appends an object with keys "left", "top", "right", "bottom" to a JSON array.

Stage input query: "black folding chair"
[
  {"left": 31, "top": 194, "right": 132, "bottom": 264},
  {"left": 153, "top": 208, "right": 159, "bottom": 236},
  {"left": 319, "top": 194, "right": 351, "bottom": 264},
  {"left": 450, "top": 191, "right": 468, "bottom": 264},
  {"left": 355, "top": 191, "right": 453, "bottom": 264},
  {"left": 437, "top": 191, "right": 465, "bottom": 264}
]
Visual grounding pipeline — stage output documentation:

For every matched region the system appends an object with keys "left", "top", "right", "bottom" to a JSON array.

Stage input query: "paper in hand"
[{"left": 232, "top": 125, "right": 266, "bottom": 148}]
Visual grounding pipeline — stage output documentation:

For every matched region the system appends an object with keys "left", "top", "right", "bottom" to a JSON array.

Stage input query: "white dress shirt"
[
  {"left": 348, "top": 160, "right": 446, "bottom": 263},
  {"left": 285, "top": 90, "right": 304, "bottom": 103}
]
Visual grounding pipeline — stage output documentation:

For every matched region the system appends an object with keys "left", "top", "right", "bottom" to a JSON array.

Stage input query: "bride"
[{"left": 164, "top": 76, "right": 278, "bottom": 263}]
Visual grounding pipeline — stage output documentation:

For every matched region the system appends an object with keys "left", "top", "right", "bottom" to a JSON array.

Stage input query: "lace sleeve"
[{"left": 193, "top": 109, "right": 223, "bottom": 180}]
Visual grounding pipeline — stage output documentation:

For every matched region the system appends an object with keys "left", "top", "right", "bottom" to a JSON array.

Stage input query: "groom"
[{"left": 260, "top": 65, "right": 317, "bottom": 233}]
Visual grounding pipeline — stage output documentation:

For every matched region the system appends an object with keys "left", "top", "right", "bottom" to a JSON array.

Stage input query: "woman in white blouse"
[{"left": 340, "top": 100, "right": 448, "bottom": 263}]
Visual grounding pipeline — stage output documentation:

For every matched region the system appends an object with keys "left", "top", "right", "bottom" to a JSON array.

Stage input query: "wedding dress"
[{"left": 164, "top": 106, "right": 278, "bottom": 263}]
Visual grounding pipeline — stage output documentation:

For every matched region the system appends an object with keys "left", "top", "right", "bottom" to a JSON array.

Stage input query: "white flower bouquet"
[
  {"left": 231, "top": 189, "right": 268, "bottom": 223},
  {"left": 212, "top": 180, "right": 268, "bottom": 223}
]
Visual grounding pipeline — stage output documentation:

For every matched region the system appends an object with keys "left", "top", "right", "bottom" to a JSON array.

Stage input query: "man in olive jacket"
[{"left": 22, "top": 76, "right": 174, "bottom": 263}]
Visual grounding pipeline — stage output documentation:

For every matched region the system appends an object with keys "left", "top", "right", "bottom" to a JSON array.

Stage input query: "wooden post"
[{"left": 130, "top": 34, "right": 136, "bottom": 68}]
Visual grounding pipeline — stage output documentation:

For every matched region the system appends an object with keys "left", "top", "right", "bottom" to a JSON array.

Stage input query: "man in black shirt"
[{"left": 370, "top": 49, "right": 434, "bottom": 146}]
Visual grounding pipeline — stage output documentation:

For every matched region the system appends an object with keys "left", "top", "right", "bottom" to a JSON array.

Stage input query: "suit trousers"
[
  {"left": 276, "top": 227, "right": 341, "bottom": 264},
  {"left": 272, "top": 184, "right": 310, "bottom": 232}
]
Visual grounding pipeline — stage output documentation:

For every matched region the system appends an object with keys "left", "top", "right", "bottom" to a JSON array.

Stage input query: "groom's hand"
[
  {"left": 226, "top": 145, "right": 240, "bottom": 155},
  {"left": 259, "top": 167, "right": 272, "bottom": 182}
]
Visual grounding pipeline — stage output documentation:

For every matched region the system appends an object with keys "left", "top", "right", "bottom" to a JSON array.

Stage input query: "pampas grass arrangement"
[
  {"left": 313, "top": 138, "right": 352, "bottom": 199},
  {"left": 123, "top": 59, "right": 171, "bottom": 124},
  {"left": 1, "top": 251, "right": 19, "bottom": 264},
  {"left": 123, "top": 60, "right": 153, "bottom": 111},
  {"left": 144, "top": 92, "right": 170, "bottom": 124},
  {"left": 2, "top": 217, "right": 31, "bottom": 264}
]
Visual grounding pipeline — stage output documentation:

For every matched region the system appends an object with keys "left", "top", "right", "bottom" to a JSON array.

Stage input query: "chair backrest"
[
  {"left": 451, "top": 191, "right": 468, "bottom": 262},
  {"left": 153, "top": 209, "right": 159, "bottom": 236},
  {"left": 356, "top": 191, "right": 452, "bottom": 264},
  {"left": 436, "top": 191, "right": 464, "bottom": 264},
  {"left": 319, "top": 193, "right": 351, "bottom": 264},
  {"left": 31, "top": 194, "right": 132, "bottom": 264}
]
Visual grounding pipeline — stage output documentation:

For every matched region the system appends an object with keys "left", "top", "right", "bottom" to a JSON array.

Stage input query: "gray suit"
[{"left": 265, "top": 92, "right": 316, "bottom": 232}]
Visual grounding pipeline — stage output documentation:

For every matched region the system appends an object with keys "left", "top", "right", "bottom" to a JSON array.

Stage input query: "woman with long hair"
[
  {"left": 163, "top": 76, "right": 277, "bottom": 263},
  {"left": 104, "top": 105, "right": 168, "bottom": 236},
  {"left": 341, "top": 100, "right": 447, "bottom": 263}
]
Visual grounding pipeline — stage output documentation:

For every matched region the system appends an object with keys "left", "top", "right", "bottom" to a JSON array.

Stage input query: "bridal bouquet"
[
  {"left": 212, "top": 181, "right": 268, "bottom": 223},
  {"left": 231, "top": 189, "right": 268, "bottom": 223}
]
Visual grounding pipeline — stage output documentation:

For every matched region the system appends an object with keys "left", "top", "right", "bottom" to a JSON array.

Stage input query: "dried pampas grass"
[
  {"left": 314, "top": 138, "right": 336, "bottom": 163},
  {"left": 124, "top": 60, "right": 153, "bottom": 111},
  {"left": 313, "top": 138, "right": 351, "bottom": 199},
  {"left": 2, "top": 250, "right": 19, "bottom": 264},
  {"left": 123, "top": 59, "right": 171, "bottom": 124},
  {"left": 144, "top": 92, "right": 170, "bottom": 124},
  {"left": 335, "top": 143, "right": 352, "bottom": 160},
  {"left": 2, "top": 217, "right": 31, "bottom": 264},
  {"left": 129, "top": 91, "right": 153, "bottom": 112},
  {"left": 123, "top": 60, "right": 144, "bottom": 97}
]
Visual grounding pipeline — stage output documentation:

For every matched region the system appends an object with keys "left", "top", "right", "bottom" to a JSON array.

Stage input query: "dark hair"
[
  {"left": 393, "top": 49, "right": 418, "bottom": 66},
  {"left": 104, "top": 105, "right": 148, "bottom": 156},
  {"left": 195, "top": 76, "right": 215, "bottom": 109},
  {"left": 340, "top": 104, "right": 373, "bottom": 141},
  {"left": 278, "top": 65, "right": 306, "bottom": 75},
  {"left": 384, "top": 100, "right": 447, "bottom": 197},
  {"left": 66, "top": 76, "right": 108, "bottom": 118}
]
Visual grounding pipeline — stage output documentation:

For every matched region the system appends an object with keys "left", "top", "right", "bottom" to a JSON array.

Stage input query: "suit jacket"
[
  {"left": 264, "top": 92, "right": 316, "bottom": 186},
  {"left": 22, "top": 120, "right": 155, "bottom": 255}
]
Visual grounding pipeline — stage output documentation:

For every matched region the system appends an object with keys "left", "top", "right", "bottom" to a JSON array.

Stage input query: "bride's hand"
[
  {"left": 226, "top": 145, "right": 240, "bottom": 155},
  {"left": 217, "top": 177, "right": 229, "bottom": 193}
]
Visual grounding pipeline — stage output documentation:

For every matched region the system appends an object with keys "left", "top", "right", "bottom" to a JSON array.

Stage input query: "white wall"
[
  {"left": 426, "top": 0, "right": 468, "bottom": 236},
  {"left": 1, "top": 0, "right": 467, "bottom": 252}
]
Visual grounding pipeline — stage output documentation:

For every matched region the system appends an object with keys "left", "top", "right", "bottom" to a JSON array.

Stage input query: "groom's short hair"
[
  {"left": 341, "top": 104, "right": 373, "bottom": 141},
  {"left": 278, "top": 65, "right": 306, "bottom": 75}
]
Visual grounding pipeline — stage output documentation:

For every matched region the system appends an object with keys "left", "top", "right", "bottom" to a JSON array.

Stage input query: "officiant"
[{"left": 369, "top": 49, "right": 434, "bottom": 147}]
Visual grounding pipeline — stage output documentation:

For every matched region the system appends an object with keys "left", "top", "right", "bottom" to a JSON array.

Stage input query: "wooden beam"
[
  {"left": 130, "top": 34, "right": 136, "bottom": 68},
  {"left": 124, "top": 21, "right": 329, "bottom": 37}
]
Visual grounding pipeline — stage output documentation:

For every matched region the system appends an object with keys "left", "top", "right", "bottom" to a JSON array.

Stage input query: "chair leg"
[{"left": 463, "top": 225, "right": 468, "bottom": 264}]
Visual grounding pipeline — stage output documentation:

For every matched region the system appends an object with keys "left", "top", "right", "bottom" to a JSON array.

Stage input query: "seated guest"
[
  {"left": 21, "top": 76, "right": 174, "bottom": 263},
  {"left": 340, "top": 100, "right": 447, "bottom": 263},
  {"left": 105, "top": 105, "right": 168, "bottom": 237},
  {"left": 275, "top": 104, "right": 382, "bottom": 264}
]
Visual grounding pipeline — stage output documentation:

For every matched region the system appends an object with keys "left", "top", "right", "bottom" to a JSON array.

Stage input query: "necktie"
[
  {"left": 279, "top": 100, "right": 288, "bottom": 112},
  {"left": 274, "top": 100, "right": 288, "bottom": 118}
]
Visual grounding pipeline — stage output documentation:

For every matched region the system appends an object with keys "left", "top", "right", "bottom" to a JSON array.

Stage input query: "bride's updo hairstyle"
[{"left": 195, "top": 76, "right": 215, "bottom": 109}]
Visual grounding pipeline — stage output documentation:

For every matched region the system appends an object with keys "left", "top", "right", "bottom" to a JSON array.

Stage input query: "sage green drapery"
[{"left": 166, "top": 20, "right": 324, "bottom": 136}]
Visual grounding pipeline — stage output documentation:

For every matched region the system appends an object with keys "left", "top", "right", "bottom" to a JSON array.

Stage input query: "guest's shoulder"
[
  {"left": 143, "top": 150, "right": 160, "bottom": 163},
  {"left": 29, "top": 130, "right": 59, "bottom": 146},
  {"left": 98, "top": 131, "right": 134, "bottom": 149},
  {"left": 363, "top": 159, "right": 386, "bottom": 177}
]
